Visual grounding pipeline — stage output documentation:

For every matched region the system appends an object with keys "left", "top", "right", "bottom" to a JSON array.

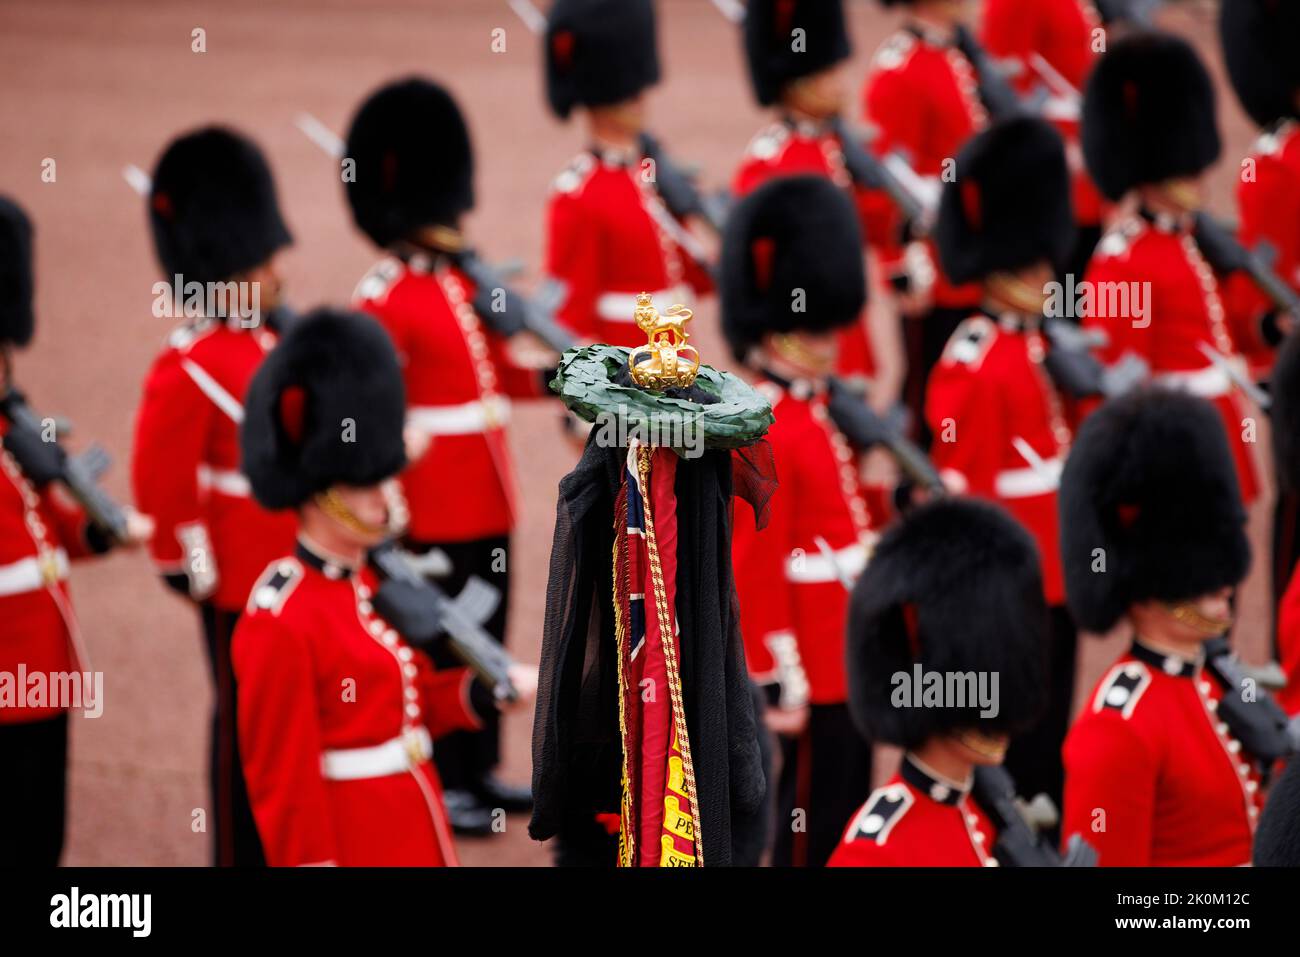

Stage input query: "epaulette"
[
  {"left": 745, "top": 122, "right": 791, "bottom": 163},
  {"left": 844, "top": 783, "right": 913, "bottom": 845},
  {"left": 166, "top": 316, "right": 218, "bottom": 353},
  {"left": 1093, "top": 215, "right": 1145, "bottom": 259},
  {"left": 871, "top": 30, "right": 917, "bottom": 73},
  {"left": 551, "top": 152, "right": 597, "bottom": 196},
  {"left": 942, "top": 315, "right": 997, "bottom": 369},
  {"left": 1091, "top": 660, "right": 1152, "bottom": 720},
  {"left": 247, "top": 558, "right": 304, "bottom": 617}
]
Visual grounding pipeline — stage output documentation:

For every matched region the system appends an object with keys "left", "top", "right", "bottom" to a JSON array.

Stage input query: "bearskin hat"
[
  {"left": 344, "top": 77, "right": 475, "bottom": 248},
  {"left": 1059, "top": 388, "right": 1252, "bottom": 634},
  {"left": 743, "top": 0, "right": 851, "bottom": 107},
  {"left": 241, "top": 308, "right": 407, "bottom": 511},
  {"left": 1082, "top": 31, "right": 1221, "bottom": 201},
  {"left": 1270, "top": 331, "right": 1300, "bottom": 492},
  {"left": 719, "top": 175, "right": 865, "bottom": 361},
  {"left": 0, "top": 197, "right": 35, "bottom": 348},
  {"left": 935, "top": 116, "right": 1075, "bottom": 285},
  {"left": 1254, "top": 754, "right": 1300, "bottom": 866},
  {"left": 545, "top": 0, "right": 660, "bottom": 120},
  {"left": 148, "top": 127, "right": 292, "bottom": 286},
  {"left": 1221, "top": 0, "right": 1300, "bottom": 129},
  {"left": 846, "top": 499, "right": 1049, "bottom": 750}
]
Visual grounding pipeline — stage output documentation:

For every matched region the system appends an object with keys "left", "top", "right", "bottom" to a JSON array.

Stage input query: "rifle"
[
  {"left": 1202, "top": 636, "right": 1300, "bottom": 771},
  {"left": 449, "top": 249, "right": 577, "bottom": 354},
  {"left": 972, "top": 765, "right": 1098, "bottom": 866},
  {"left": 824, "top": 375, "right": 947, "bottom": 497},
  {"left": 368, "top": 540, "right": 520, "bottom": 703},
  {"left": 953, "top": 25, "right": 1028, "bottom": 121},
  {"left": 1093, "top": 0, "right": 1165, "bottom": 28},
  {"left": 1193, "top": 212, "right": 1300, "bottom": 326},
  {"left": 828, "top": 115, "right": 934, "bottom": 231},
  {"left": 638, "top": 131, "right": 732, "bottom": 237},
  {"left": 0, "top": 383, "right": 131, "bottom": 544}
]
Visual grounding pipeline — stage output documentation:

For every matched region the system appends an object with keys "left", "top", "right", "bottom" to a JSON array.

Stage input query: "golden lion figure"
[{"left": 629, "top": 292, "right": 701, "bottom": 390}]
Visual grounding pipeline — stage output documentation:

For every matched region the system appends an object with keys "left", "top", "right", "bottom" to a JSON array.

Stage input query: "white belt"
[
  {"left": 1156, "top": 365, "right": 1232, "bottom": 399},
  {"left": 785, "top": 540, "right": 870, "bottom": 585},
  {"left": 197, "top": 464, "right": 252, "bottom": 498},
  {"left": 407, "top": 397, "right": 510, "bottom": 436},
  {"left": 320, "top": 726, "right": 433, "bottom": 782},
  {"left": 995, "top": 456, "right": 1063, "bottom": 498},
  {"left": 0, "top": 549, "right": 70, "bottom": 597},
  {"left": 596, "top": 287, "right": 685, "bottom": 322}
]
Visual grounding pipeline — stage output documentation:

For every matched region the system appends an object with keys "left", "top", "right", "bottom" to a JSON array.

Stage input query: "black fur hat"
[
  {"left": 241, "top": 308, "right": 407, "bottom": 511},
  {"left": 935, "top": 116, "right": 1075, "bottom": 285},
  {"left": 743, "top": 0, "right": 851, "bottom": 107},
  {"left": 1254, "top": 754, "right": 1300, "bottom": 866},
  {"left": 1082, "top": 31, "right": 1221, "bottom": 200},
  {"left": 545, "top": 0, "right": 660, "bottom": 120},
  {"left": 148, "top": 127, "right": 292, "bottom": 286},
  {"left": 1059, "top": 388, "right": 1251, "bottom": 634},
  {"left": 1270, "top": 331, "right": 1300, "bottom": 492},
  {"left": 719, "top": 175, "right": 865, "bottom": 361},
  {"left": 846, "top": 499, "right": 1049, "bottom": 750},
  {"left": 0, "top": 197, "right": 34, "bottom": 348},
  {"left": 1221, "top": 0, "right": 1300, "bottom": 129},
  {"left": 344, "top": 77, "right": 475, "bottom": 248}
]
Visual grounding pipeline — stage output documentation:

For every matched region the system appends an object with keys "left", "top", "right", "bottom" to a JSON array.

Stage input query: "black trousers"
[
  {"left": 902, "top": 305, "right": 972, "bottom": 450},
  {"left": 0, "top": 713, "right": 68, "bottom": 866},
  {"left": 1003, "top": 603, "right": 1078, "bottom": 835},
  {"left": 198, "top": 604, "right": 265, "bottom": 867},
  {"left": 408, "top": 535, "right": 511, "bottom": 792},
  {"left": 771, "top": 702, "right": 873, "bottom": 868},
  {"left": 1273, "top": 491, "right": 1300, "bottom": 657}
]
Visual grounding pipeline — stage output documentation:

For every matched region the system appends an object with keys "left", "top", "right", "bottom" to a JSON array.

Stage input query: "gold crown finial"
[{"left": 629, "top": 292, "right": 701, "bottom": 390}]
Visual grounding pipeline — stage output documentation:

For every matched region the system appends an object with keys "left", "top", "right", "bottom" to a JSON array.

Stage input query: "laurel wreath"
[{"left": 550, "top": 344, "right": 773, "bottom": 451}]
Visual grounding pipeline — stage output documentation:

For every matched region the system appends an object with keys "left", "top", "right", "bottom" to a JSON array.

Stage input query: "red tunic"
[
  {"left": 731, "top": 378, "right": 875, "bottom": 706},
  {"left": 731, "top": 118, "right": 875, "bottom": 378},
  {"left": 981, "top": 0, "right": 1104, "bottom": 226},
  {"left": 1221, "top": 121, "right": 1300, "bottom": 378},
  {"left": 543, "top": 149, "right": 711, "bottom": 349},
  {"left": 828, "top": 758, "right": 999, "bottom": 867},
  {"left": 1274, "top": 568, "right": 1300, "bottom": 716},
  {"left": 860, "top": 26, "right": 985, "bottom": 308},
  {"left": 1062, "top": 643, "right": 1262, "bottom": 866},
  {"left": 232, "top": 542, "right": 485, "bottom": 867},
  {"left": 1083, "top": 213, "right": 1260, "bottom": 504},
  {"left": 0, "top": 435, "right": 98, "bottom": 723},
  {"left": 353, "top": 255, "right": 545, "bottom": 544},
  {"left": 131, "top": 319, "right": 297, "bottom": 611},
  {"left": 925, "top": 313, "right": 1070, "bottom": 605}
]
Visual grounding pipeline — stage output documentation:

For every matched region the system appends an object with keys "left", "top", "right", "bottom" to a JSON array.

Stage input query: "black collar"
[
  {"left": 588, "top": 144, "right": 639, "bottom": 169},
  {"left": 1130, "top": 638, "right": 1200, "bottom": 679},
  {"left": 1137, "top": 206, "right": 1193, "bottom": 236},
  {"left": 295, "top": 537, "right": 359, "bottom": 581},
  {"left": 754, "top": 365, "right": 822, "bottom": 401},
  {"left": 979, "top": 306, "right": 1039, "bottom": 334},
  {"left": 901, "top": 754, "right": 971, "bottom": 806}
]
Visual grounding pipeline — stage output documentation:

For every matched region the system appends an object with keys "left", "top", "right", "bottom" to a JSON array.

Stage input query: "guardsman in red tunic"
[
  {"left": 541, "top": 0, "right": 711, "bottom": 349},
  {"left": 734, "top": 0, "right": 881, "bottom": 383},
  {"left": 721, "top": 175, "right": 874, "bottom": 867},
  {"left": 130, "top": 128, "right": 298, "bottom": 866},
  {"left": 1219, "top": 3, "right": 1300, "bottom": 633},
  {"left": 828, "top": 499, "right": 1049, "bottom": 867},
  {"left": 1060, "top": 388, "right": 1263, "bottom": 866},
  {"left": 862, "top": 0, "right": 988, "bottom": 425},
  {"left": 981, "top": 0, "right": 1105, "bottom": 280},
  {"left": 0, "top": 197, "right": 151, "bottom": 865},
  {"left": 344, "top": 78, "right": 549, "bottom": 833},
  {"left": 233, "top": 309, "right": 534, "bottom": 867},
  {"left": 1079, "top": 33, "right": 1260, "bottom": 506},
  {"left": 925, "top": 117, "right": 1078, "bottom": 816}
]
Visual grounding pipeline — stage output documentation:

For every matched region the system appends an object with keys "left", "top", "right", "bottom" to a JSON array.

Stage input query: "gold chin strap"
[
  {"left": 987, "top": 273, "right": 1046, "bottom": 316},
  {"left": 314, "top": 488, "right": 390, "bottom": 538},
  {"left": 956, "top": 730, "right": 1007, "bottom": 761},
  {"left": 1167, "top": 601, "right": 1233, "bottom": 637},
  {"left": 411, "top": 224, "right": 466, "bottom": 255},
  {"left": 770, "top": 333, "right": 828, "bottom": 374},
  {"left": 1161, "top": 180, "right": 1201, "bottom": 214}
]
